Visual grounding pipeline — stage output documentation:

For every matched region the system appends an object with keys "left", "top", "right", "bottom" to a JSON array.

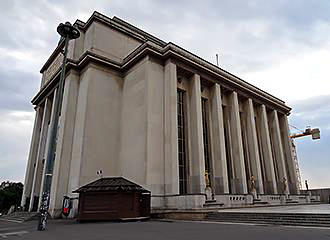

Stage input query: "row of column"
[
  {"left": 164, "top": 60, "right": 298, "bottom": 196},
  {"left": 21, "top": 70, "right": 80, "bottom": 214},
  {"left": 21, "top": 90, "right": 57, "bottom": 211}
]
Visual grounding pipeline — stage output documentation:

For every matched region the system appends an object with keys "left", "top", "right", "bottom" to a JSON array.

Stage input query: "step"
[
  {"left": 253, "top": 200, "right": 269, "bottom": 205},
  {"left": 207, "top": 216, "right": 330, "bottom": 222},
  {"left": 206, "top": 217, "right": 330, "bottom": 224},
  {"left": 203, "top": 202, "right": 224, "bottom": 208},
  {"left": 0, "top": 211, "right": 39, "bottom": 222},
  {"left": 286, "top": 200, "right": 299, "bottom": 204},
  {"left": 205, "top": 212, "right": 330, "bottom": 227},
  {"left": 206, "top": 213, "right": 330, "bottom": 219},
  {"left": 206, "top": 219, "right": 330, "bottom": 227}
]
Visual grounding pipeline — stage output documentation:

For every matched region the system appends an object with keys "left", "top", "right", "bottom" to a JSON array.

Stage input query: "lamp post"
[{"left": 37, "top": 22, "right": 80, "bottom": 231}]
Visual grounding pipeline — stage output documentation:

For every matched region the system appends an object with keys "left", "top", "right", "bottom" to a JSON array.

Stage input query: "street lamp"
[{"left": 38, "top": 22, "right": 80, "bottom": 231}]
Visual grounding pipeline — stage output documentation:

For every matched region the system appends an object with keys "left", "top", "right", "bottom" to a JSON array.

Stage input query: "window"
[
  {"left": 177, "top": 89, "right": 187, "bottom": 194},
  {"left": 202, "top": 98, "right": 211, "bottom": 186}
]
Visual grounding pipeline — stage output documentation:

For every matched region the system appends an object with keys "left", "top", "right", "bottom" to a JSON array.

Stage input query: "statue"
[
  {"left": 283, "top": 177, "right": 288, "bottom": 192},
  {"left": 204, "top": 172, "right": 213, "bottom": 200},
  {"left": 283, "top": 177, "right": 289, "bottom": 199},
  {"left": 205, "top": 171, "right": 211, "bottom": 187},
  {"left": 305, "top": 180, "right": 309, "bottom": 191},
  {"left": 250, "top": 175, "right": 257, "bottom": 199}
]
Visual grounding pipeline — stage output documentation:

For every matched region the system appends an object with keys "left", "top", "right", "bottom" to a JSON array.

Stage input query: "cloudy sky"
[{"left": 0, "top": 0, "right": 329, "bottom": 189}]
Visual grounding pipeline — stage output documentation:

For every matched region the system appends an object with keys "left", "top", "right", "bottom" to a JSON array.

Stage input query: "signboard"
[{"left": 42, "top": 53, "right": 63, "bottom": 87}]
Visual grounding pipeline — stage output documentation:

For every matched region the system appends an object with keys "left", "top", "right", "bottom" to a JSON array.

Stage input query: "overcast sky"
[{"left": 0, "top": 0, "right": 329, "bottom": 189}]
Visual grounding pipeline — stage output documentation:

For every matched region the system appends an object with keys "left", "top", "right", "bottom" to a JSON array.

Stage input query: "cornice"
[
  {"left": 35, "top": 11, "right": 291, "bottom": 114},
  {"left": 32, "top": 43, "right": 291, "bottom": 114}
]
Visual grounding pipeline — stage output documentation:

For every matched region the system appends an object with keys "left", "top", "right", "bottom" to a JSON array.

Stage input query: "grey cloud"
[
  {"left": 0, "top": 69, "right": 39, "bottom": 111},
  {"left": 290, "top": 95, "right": 330, "bottom": 113},
  {"left": 288, "top": 96, "right": 330, "bottom": 188},
  {"left": 0, "top": 110, "right": 34, "bottom": 182},
  {"left": 289, "top": 95, "right": 330, "bottom": 131},
  {"left": 1, "top": 0, "right": 330, "bottom": 76},
  {"left": 0, "top": 0, "right": 329, "bottom": 185}
]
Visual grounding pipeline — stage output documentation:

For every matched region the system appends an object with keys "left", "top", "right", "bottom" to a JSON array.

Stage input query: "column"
[
  {"left": 210, "top": 84, "right": 229, "bottom": 194},
  {"left": 164, "top": 60, "right": 179, "bottom": 194},
  {"left": 21, "top": 107, "right": 43, "bottom": 210},
  {"left": 228, "top": 92, "right": 247, "bottom": 194},
  {"left": 269, "top": 110, "right": 289, "bottom": 194},
  {"left": 38, "top": 90, "right": 57, "bottom": 209},
  {"left": 244, "top": 99, "right": 264, "bottom": 194},
  {"left": 29, "top": 98, "right": 52, "bottom": 211},
  {"left": 189, "top": 73, "right": 206, "bottom": 193},
  {"left": 257, "top": 104, "right": 277, "bottom": 194},
  {"left": 49, "top": 71, "right": 79, "bottom": 217},
  {"left": 279, "top": 114, "right": 300, "bottom": 194}
]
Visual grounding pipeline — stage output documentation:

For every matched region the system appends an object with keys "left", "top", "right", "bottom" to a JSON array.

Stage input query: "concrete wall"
[
  {"left": 145, "top": 58, "right": 165, "bottom": 194},
  {"left": 120, "top": 57, "right": 148, "bottom": 187},
  {"left": 84, "top": 21, "right": 142, "bottom": 62},
  {"left": 80, "top": 64, "right": 122, "bottom": 184},
  {"left": 120, "top": 56, "right": 164, "bottom": 194},
  {"left": 68, "top": 64, "right": 123, "bottom": 200}
]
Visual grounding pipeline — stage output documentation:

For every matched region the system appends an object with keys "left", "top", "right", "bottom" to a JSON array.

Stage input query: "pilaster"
[
  {"left": 210, "top": 84, "right": 229, "bottom": 194},
  {"left": 21, "top": 107, "right": 43, "bottom": 209},
  {"left": 38, "top": 89, "right": 57, "bottom": 210},
  {"left": 49, "top": 71, "right": 79, "bottom": 217},
  {"left": 29, "top": 98, "right": 51, "bottom": 211},
  {"left": 257, "top": 105, "right": 277, "bottom": 194},
  {"left": 279, "top": 114, "right": 300, "bottom": 194},
  {"left": 228, "top": 91, "right": 247, "bottom": 194},
  {"left": 189, "top": 73, "right": 206, "bottom": 193},
  {"left": 270, "top": 110, "right": 289, "bottom": 194},
  {"left": 244, "top": 99, "right": 264, "bottom": 194},
  {"left": 164, "top": 60, "right": 179, "bottom": 194}
]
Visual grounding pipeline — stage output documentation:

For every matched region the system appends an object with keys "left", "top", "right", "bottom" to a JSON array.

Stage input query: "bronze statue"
[
  {"left": 250, "top": 175, "right": 256, "bottom": 192},
  {"left": 205, "top": 171, "right": 210, "bottom": 187},
  {"left": 283, "top": 177, "right": 288, "bottom": 193}
]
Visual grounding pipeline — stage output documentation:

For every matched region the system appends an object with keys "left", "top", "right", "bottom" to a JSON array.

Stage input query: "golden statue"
[
  {"left": 250, "top": 175, "right": 256, "bottom": 192},
  {"left": 283, "top": 177, "right": 288, "bottom": 192},
  {"left": 205, "top": 171, "right": 210, "bottom": 187}
]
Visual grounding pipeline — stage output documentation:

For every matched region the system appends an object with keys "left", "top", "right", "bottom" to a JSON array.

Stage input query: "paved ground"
[
  {"left": 1, "top": 218, "right": 330, "bottom": 240},
  {"left": 218, "top": 203, "right": 330, "bottom": 214}
]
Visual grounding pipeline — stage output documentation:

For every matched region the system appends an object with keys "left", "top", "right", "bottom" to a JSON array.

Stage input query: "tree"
[{"left": 0, "top": 182, "right": 23, "bottom": 214}]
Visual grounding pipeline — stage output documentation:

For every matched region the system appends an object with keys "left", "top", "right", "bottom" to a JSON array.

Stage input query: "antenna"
[{"left": 216, "top": 54, "right": 219, "bottom": 67}]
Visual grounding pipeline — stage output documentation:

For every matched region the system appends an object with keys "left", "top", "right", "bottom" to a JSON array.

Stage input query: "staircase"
[
  {"left": 206, "top": 212, "right": 330, "bottom": 227},
  {"left": 203, "top": 200, "right": 224, "bottom": 209},
  {"left": 0, "top": 211, "right": 39, "bottom": 223}
]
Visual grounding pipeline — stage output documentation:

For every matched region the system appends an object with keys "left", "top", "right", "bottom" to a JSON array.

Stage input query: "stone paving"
[{"left": 218, "top": 203, "right": 330, "bottom": 214}]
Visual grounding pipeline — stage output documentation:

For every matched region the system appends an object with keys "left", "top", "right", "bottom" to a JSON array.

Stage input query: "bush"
[{"left": 0, "top": 182, "right": 23, "bottom": 214}]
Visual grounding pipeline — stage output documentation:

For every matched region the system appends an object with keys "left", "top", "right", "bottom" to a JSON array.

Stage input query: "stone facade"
[{"left": 22, "top": 12, "right": 304, "bottom": 217}]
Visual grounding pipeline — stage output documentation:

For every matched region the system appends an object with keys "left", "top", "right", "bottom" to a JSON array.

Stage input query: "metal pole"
[{"left": 37, "top": 34, "right": 70, "bottom": 231}]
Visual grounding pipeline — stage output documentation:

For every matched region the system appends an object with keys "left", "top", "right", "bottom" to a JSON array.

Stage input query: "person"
[{"left": 305, "top": 180, "right": 309, "bottom": 191}]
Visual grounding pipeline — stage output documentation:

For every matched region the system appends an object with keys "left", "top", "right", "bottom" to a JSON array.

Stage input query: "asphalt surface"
[{"left": 1, "top": 218, "right": 330, "bottom": 240}]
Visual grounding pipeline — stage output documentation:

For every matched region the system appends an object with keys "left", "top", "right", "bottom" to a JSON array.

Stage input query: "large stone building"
[{"left": 22, "top": 12, "right": 307, "bottom": 217}]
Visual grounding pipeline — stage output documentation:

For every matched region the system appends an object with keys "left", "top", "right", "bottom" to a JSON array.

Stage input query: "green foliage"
[{"left": 0, "top": 181, "right": 23, "bottom": 213}]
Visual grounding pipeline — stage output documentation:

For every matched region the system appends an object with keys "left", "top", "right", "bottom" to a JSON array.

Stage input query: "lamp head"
[{"left": 57, "top": 22, "right": 80, "bottom": 40}]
